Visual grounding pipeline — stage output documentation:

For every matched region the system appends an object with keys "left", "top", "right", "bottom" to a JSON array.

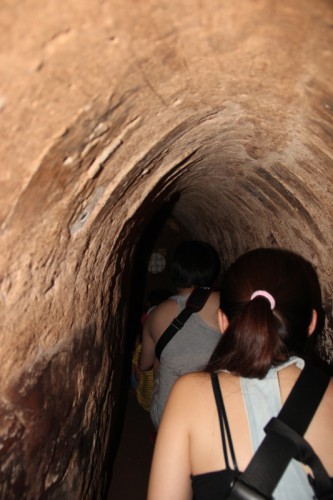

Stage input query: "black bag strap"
[
  {"left": 155, "top": 286, "right": 212, "bottom": 361},
  {"left": 228, "top": 363, "right": 332, "bottom": 499},
  {"left": 211, "top": 372, "right": 238, "bottom": 471}
]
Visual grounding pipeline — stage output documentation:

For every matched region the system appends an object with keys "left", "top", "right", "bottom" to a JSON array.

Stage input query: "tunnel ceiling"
[{"left": 0, "top": 0, "right": 333, "bottom": 498}]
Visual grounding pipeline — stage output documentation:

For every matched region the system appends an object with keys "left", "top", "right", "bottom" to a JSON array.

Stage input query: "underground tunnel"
[{"left": 0, "top": 0, "right": 333, "bottom": 498}]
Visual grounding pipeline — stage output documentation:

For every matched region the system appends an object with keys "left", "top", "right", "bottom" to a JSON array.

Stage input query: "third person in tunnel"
[{"left": 139, "top": 240, "right": 222, "bottom": 429}]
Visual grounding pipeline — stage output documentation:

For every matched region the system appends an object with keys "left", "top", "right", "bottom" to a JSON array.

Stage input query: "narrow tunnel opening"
[
  {"left": 106, "top": 143, "right": 333, "bottom": 498},
  {"left": 107, "top": 200, "right": 197, "bottom": 497},
  {"left": 102, "top": 101, "right": 333, "bottom": 496}
]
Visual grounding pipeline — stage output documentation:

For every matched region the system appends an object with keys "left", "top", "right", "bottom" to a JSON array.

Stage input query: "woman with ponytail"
[{"left": 147, "top": 248, "right": 333, "bottom": 500}]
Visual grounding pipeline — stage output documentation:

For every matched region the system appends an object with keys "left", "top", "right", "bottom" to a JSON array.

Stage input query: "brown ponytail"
[{"left": 206, "top": 248, "right": 316, "bottom": 378}]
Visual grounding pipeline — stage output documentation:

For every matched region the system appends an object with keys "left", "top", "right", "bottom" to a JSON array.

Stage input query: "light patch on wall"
[
  {"left": 69, "top": 186, "right": 106, "bottom": 235},
  {"left": 148, "top": 250, "right": 167, "bottom": 274}
]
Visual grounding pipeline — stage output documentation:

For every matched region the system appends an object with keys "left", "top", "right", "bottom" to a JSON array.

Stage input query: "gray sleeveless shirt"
[
  {"left": 240, "top": 357, "right": 314, "bottom": 499},
  {"left": 150, "top": 294, "right": 221, "bottom": 428}
]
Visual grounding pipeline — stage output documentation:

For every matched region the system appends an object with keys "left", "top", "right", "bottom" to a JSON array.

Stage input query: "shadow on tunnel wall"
[{"left": 0, "top": 321, "right": 109, "bottom": 499}]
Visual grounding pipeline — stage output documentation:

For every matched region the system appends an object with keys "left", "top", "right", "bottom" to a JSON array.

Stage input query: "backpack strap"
[
  {"left": 155, "top": 286, "right": 212, "bottom": 361},
  {"left": 228, "top": 363, "right": 332, "bottom": 499}
]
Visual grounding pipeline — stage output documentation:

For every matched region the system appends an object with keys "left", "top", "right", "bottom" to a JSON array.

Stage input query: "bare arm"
[
  {"left": 139, "top": 299, "right": 179, "bottom": 371},
  {"left": 306, "top": 377, "right": 333, "bottom": 475},
  {"left": 147, "top": 377, "right": 193, "bottom": 500},
  {"left": 139, "top": 318, "right": 156, "bottom": 371}
]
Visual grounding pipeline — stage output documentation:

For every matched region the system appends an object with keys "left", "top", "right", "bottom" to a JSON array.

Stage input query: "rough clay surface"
[{"left": 0, "top": 0, "right": 332, "bottom": 498}]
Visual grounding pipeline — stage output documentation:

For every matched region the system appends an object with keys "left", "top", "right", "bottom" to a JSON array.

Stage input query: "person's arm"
[
  {"left": 139, "top": 317, "right": 156, "bottom": 371},
  {"left": 139, "top": 299, "right": 179, "bottom": 371},
  {"left": 147, "top": 376, "right": 193, "bottom": 500}
]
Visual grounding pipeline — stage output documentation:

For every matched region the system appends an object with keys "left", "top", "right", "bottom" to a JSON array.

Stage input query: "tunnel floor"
[{"left": 107, "top": 386, "right": 155, "bottom": 499}]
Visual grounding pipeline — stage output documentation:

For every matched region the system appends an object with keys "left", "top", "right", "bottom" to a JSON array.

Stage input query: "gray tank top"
[
  {"left": 240, "top": 356, "right": 314, "bottom": 499},
  {"left": 150, "top": 294, "right": 221, "bottom": 428}
]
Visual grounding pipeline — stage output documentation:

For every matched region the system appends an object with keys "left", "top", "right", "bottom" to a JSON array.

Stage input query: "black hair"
[
  {"left": 147, "top": 288, "right": 173, "bottom": 307},
  {"left": 168, "top": 240, "right": 220, "bottom": 288}
]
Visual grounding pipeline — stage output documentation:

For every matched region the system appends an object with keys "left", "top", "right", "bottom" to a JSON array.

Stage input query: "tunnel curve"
[{"left": 0, "top": 0, "right": 333, "bottom": 498}]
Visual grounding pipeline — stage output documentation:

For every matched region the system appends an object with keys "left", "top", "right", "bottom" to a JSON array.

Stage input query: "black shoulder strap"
[
  {"left": 155, "top": 287, "right": 212, "bottom": 361},
  {"left": 228, "top": 363, "right": 332, "bottom": 499},
  {"left": 211, "top": 373, "right": 238, "bottom": 471}
]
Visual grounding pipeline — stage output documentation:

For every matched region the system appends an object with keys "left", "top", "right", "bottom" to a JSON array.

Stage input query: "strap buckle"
[
  {"left": 228, "top": 479, "right": 272, "bottom": 500},
  {"left": 170, "top": 317, "right": 184, "bottom": 330}
]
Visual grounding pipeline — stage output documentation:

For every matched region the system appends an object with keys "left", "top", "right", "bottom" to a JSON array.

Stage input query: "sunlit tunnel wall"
[{"left": 0, "top": 0, "right": 332, "bottom": 498}]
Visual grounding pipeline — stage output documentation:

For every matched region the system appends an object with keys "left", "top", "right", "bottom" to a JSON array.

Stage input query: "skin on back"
[{"left": 147, "top": 366, "right": 333, "bottom": 500}]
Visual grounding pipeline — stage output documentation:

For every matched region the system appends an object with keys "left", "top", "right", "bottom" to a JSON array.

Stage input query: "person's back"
[
  {"left": 150, "top": 291, "right": 221, "bottom": 428},
  {"left": 139, "top": 240, "right": 222, "bottom": 428},
  {"left": 147, "top": 248, "right": 333, "bottom": 499},
  {"left": 154, "top": 362, "right": 333, "bottom": 500}
]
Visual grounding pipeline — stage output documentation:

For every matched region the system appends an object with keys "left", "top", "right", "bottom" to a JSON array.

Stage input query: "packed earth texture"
[{"left": 0, "top": 0, "right": 332, "bottom": 498}]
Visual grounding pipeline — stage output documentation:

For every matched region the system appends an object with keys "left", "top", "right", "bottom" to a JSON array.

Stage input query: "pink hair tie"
[{"left": 250, "top": 290, "right": 275, "bottom": 310}]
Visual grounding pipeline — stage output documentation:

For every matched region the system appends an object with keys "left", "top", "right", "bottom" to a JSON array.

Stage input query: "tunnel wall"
[{"left": 0, "top": 0, "right": 332, "bottom": 498}]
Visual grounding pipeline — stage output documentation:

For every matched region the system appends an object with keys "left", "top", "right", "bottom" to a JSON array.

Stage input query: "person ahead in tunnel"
[
  {"left": 139, "top": 240, "right": 222, "bottom": 429},
  {"left": 132, "top": 288, "right": 173, "bottom": 412},
  {"left": 147, "top": 248, "right": 333, "bottom": 500}
]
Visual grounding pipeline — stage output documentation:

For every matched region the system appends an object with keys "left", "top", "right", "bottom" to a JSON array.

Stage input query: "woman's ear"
[
  {"left": 308, "top": 309, "right": 317, "bottom": 336},
  {"left": 218, "top": 309, "right": 229, "bottom": 334}
]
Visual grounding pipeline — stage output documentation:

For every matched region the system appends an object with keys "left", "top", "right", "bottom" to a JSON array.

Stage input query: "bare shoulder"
[
  {"left": 313, "top": 377, "right": 333, "bottom": 419},
  {"left": 176, "top": 371, "right": 211, "bottom": 387},
  {"left": 161, "top": 372, "right": 215, "bottom": 431},
  {"left": 210, "top": 290, "right": 220, "bottom": 302},
  {"left": 148, "top": 298, "right": 178, "bottom": 321},
  {"left": 304, "top": 377, "right": 333, "bottom": 474},
  {"left": 323, "top": 377, "right": 333, "bottom": 404},
  {"left": 169, "top": 372, "right": 212, "bottom": 401},
  {"left": 174, "top": 370, "right": 239, "bottom": 393},
  {"left": 146, "top": 298, "right": 179, "bottom": 340}
]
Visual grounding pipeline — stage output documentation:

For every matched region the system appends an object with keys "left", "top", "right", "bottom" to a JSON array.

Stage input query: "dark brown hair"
[
  {"left": 168, "top": 240, "right": 220, "bottom": 288},
  {"left": 206, "top": 248, "right": 321, "bottom": 378}
]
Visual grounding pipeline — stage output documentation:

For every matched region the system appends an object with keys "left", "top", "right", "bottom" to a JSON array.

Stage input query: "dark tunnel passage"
[
  {"left": 1, "top": 106, "right": 333, "bottom": 499},
  {"left": 1, "top": 0, "right": 333, "bottom": 498},
  {"left": 106, "top": 208, "right": 192, "bottom": 497},
  {"left": 107, "top": 182, "right": 333, "bottom": 498},
  {"left": 1, "top": 104, "right": 333, "bottom": 499}
]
